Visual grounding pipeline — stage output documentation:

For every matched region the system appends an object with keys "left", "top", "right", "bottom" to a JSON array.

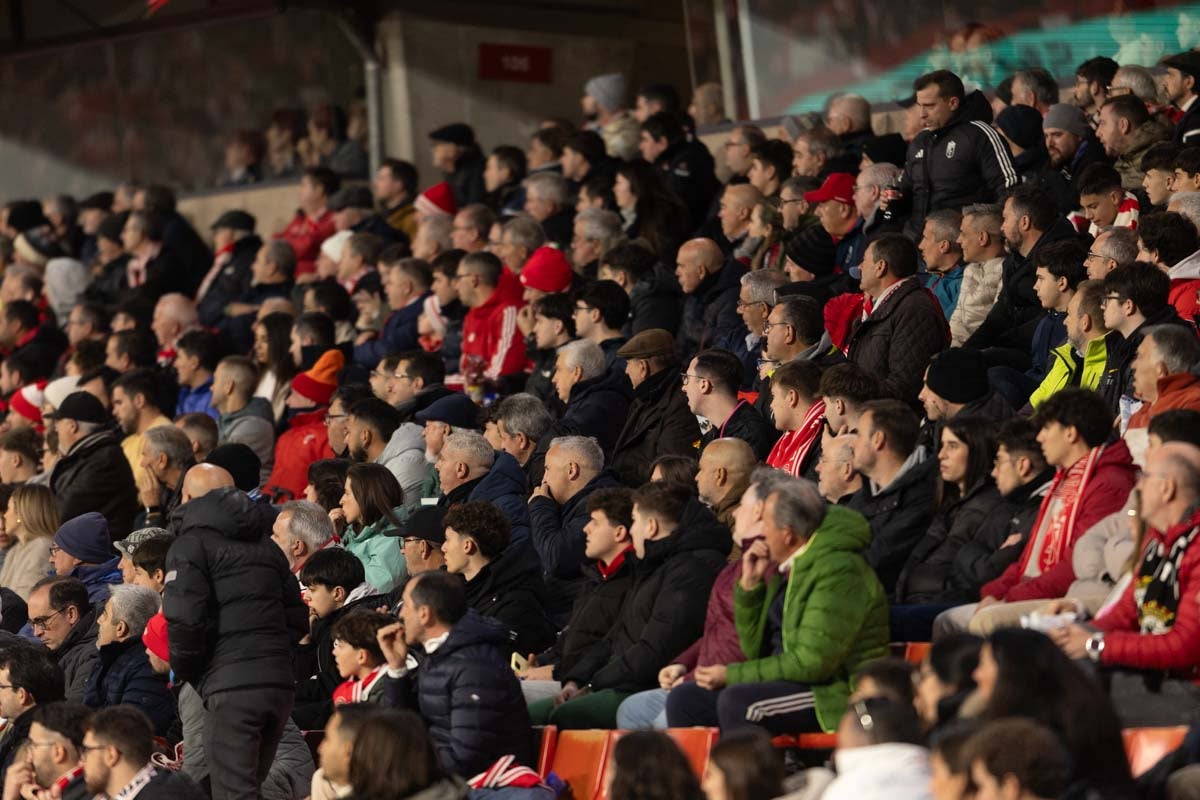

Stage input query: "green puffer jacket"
[{"left": 727, "top": 504, "right": 889, "bottom": 732}]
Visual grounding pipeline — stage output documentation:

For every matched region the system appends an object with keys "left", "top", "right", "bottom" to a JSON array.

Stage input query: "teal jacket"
[
  {"left": 728, "top": 505, "right": 889, "bottom": 732},
  {"left": 1029, "top": 334, "right": 1109, "bottom": 408},
  {"left": 343, "top": 509, "right": 409, "bottom": 593}
]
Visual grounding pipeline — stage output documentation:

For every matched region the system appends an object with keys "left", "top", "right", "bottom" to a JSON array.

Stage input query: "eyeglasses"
[
  {"left": 392, "top": 373, "right": 416, "bottom": 382},
  {"left": 48, "top": 545, "right": 60, "bottom": 556},
  {"left": 402, "top": 537, "right": 427, "bottom": 545},
  {"left": 573, "top": 304, "right": 593, "bottom": 314},
  {"left": 324, "top": 414, "right": 348, "bottom": 427},
  {"left": 29, "top": 610, "right": 63, "bottom": 631},
  {"left": 1101, "top": 294, "right": 1123, "bottom": 305},
  {"left": 756, "top": 357, "right": 780, "bottom": 370},
  {"left": 736, "top": 299, "right": 767, "bottom": 311},
  {"left": 80, "top": 745, "right": 112, "bottom": 754},
  {"left": 1085, "top": 251, "right": 1107, "bottom": 260},
  {"left": 762, "top": 321, "right": 792, "bottom": 334},
  {"left": 679, "top": 373, "right": 705, "bottom": 386},
  {"left": 780, "top": 198, "right": 805, "bottom": 206}
]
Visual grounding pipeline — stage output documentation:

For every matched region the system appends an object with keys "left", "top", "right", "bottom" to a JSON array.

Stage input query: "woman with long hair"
[
  {"left": 333, "top": 463, "right": 406, "bottom": 593},
  {"left": 914, "top": 633, "right": 982, "bottom": 730},
  {"left": 613, "top": 161, "right": 689, "bottom": 262},
  {"left": 0, "top": 484, "right": 59, "bottom": 600},
  {"left": 608, "top": 731, "right": 704, "bottom": 800},
  {"left": 973, "top": 628, "right": 1134, "bottom": 798},
  {"left": 749, "top": 201, "right": 785, "bottom": 271},
  {"left": 253, "top": 311, "right": 298, "bottom": 424},
  {"left": 349, "top": 710, "right": 466, "bottom": 800},
  {"left": 701, "top": 728, "right": 785, "bottom": 800}
]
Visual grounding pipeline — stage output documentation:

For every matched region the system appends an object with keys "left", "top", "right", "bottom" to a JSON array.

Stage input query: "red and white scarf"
[
  {"left": 766, "top": 399, "right": 826, "bottom": 477},
  {"left": 333, "top": 666, "right": 385, "bottom": 705},
  {"left": 470, "top": 755, "right": 544, "bottom": 789},
  {"left": 1019, "top": 445, "right": 1105, "bottom": 576}
]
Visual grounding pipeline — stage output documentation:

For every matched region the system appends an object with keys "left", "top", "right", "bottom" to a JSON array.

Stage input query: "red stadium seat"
[
  {"left": 771, "top": 732, "right": 837, "bottom": 750},
  {"left": 1123, "top": 726, "right": 1188, "bottom": 777},
  {"left": 666, "top": 727, "right": 719, "bottom": 777},
  {"left": 546, "top": 729, "right": 611, "bottom": 800},
  {"left": 903, "top": 642, "right": 932, "bottom": 665}
]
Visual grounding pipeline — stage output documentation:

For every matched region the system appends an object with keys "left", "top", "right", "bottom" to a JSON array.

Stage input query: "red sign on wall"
[{"left": 478, "top": 43, "right": 553, "bottom": 84}]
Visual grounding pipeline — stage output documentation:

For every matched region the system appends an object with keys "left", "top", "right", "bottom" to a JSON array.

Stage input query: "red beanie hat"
[
  {"left": 142, "top": 611, "right": 169, "bottom": 662},
  {"left": 415, "top": 182, "right": 457, "bottom": 218},
  {"left": 291, "top": 349, "right": 345, "bottom": 406},
  {"left": 9, "top": 382, "right": 46, "bottom": 432},
  {"left": 519, "top": 246, "right": 573, "bottom": 293}
]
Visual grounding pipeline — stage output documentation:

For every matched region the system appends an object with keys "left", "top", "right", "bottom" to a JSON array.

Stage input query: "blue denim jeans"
[{"left": 616, "top": 688, "right": 669, "bottom": 730}]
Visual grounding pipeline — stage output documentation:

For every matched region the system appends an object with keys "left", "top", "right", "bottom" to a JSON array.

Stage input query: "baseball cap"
[
  {"left": 51, "top": 391, "right": 109, "bottom": 424},
  {"left": 803, "top": 173, "right": 855, "bottom": 206},
  {"left": 114, "top": 527, "right": 172, "bottom": 558}
]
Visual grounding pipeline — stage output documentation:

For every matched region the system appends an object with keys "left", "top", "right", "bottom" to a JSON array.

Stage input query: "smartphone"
[{"left": 511, "top": 652, "right": 529, "bottom": 672}]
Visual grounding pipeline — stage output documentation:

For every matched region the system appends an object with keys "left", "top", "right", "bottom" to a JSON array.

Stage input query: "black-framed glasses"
[
  {"left": 81, "top": 744, "right": 113, "bottom": 754},
  {"left": 679, "top": 372, "right": 704, "bottom": 386},
  {"left": 762, "top": 321, "right": 792, "bottom": 334},
  {"left": 48, "top": 545, "right": 61, "bottom": 556},
  {"left": 736, "top": 299, "right": 767, "bottom": 311},
  {"left": 324, "top": 414, "right": 348, "bottom": 426},
  {"left": 1101, "top": 294, "right": 1122, "bottom": 305},
  {"left": 30, "top": 610, "right": 63, "bottom": 631},
  {"left": 573, "top": 304, "right": 593, "bottom": 314},
  {"left": 756, "top": 358, "right": 780, "bottom": 370}
]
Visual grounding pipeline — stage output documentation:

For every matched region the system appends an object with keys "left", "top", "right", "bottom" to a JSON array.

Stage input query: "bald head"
[
  {"left": 182, "top": 463, "right": 236, "bottom": 503},
  {"left": 1142, "top": 442, "right": 1200, "bottom": 530},
  {"left": 675, "top": 238, "right": 727, "bottom": 294},
  {"left": 697, "top": 437, "right": 757, "bottom": 508},
  {"left": 702, "top": 438, "right": 757, "bottom": 475},
  {"left": 724, "top": 184, "right": 762, "bottom": 211}
]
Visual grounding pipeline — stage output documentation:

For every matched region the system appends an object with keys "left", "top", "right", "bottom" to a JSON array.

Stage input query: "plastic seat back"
[
  {"left": 536, "top": 725, "right": 557, "bottom": 777},
  {"left": 666, "top": 727, "right": 719, "bottom": 777},
  {"left": 903, "top": 642, "right": 932, "bottom": 665},
  {"left": 548, "top": 729, "right": 611, "bottom": 800},
  {"left": 1124, "top": 726, "right": 1188, "bottom": 777}
]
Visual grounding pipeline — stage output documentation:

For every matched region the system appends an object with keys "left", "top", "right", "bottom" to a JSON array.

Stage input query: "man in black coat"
[
  {"left": 528, "top": 436, "right": 624, "bottom": 622},
  {"left": 81, "top": 706, "right": 206, "bottom": 800},
  {"left": 610, "top": 330, "right": 700, "bottom": 486},
  {"left": 551, "top": 340, "right": 632, "bottom": 457},
  {"left": 0, "top": 644, "right": 66, "bottom": 778},
  {"left": 442, "top": 501, "right": 555, "bottom": 657},
  {"left": 49, "top": 392, "right": 138, "bottom": 538},
  {"left": 530, "top": 484, "right": 729, "bottom": 729},
  {"left": 676, "top": 238, "right": 746, "bottom": 363},
  {"left": 847, "top": 400, "right": 938, "bottom": 601},
  {"left": 196, "top": 211, "right": 261, "bottom": 328},
  {"left": 163, "top": 478, "right": 307, "bottom": 800},
  {"left": 686, "top": 349, "right": 778, "bottom": 461},
  {"left": 641, "top": 112, "right": 719, "bottom": 231},
  {"left": 598, "top": 244, "right": 683, "bottom": 336},
  {"left": 380, "top": 570, "right": 535, "bottom": 776}
]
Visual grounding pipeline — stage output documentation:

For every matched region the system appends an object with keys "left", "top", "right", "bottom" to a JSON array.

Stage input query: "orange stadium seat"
[
  {"left": 536, "top": 725, "right": 557, "bottom": 776},
  {"left": 666, "top": 727, "right": 719, "bottom": 777},
  {"left": 545, "top": 729, "right": 611, "bottom": 800},
  {"left": 904, "top": 642, "right": 932, "bottom": 665},
  {"left": 1124, "top": 726, "right": 1188, "bottom": 778}
]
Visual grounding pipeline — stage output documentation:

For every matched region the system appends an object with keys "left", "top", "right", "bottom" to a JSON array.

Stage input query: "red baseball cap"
[{"left": 803, "top": 173, "right": 856, "bottom": 206}]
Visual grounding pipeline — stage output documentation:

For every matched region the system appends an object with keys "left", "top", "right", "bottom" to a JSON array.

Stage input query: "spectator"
[
  {"left": 826, "top": 93, "right": 875, "bottom": 162},
  {"left": 533, "top": 483, "right": 728, "bottom": 728},
  {"left": 523, "top": 173, "right": 573, "bottom": 251},
  {"left": 83, "top": 583, "right": 174, "bottom": 735},
  {"left": 611, "top": 330, "right": 699, "bottom": 487},
  {"left": 806, "top": 173, "right": 866, "bottom": 272},
  {"left": 387, "top": 349, "right": 452, "bottom": 426},
  {"left": 608, "top": 732, "right": 704, "bottom": 800},
  {"left": 129, "top": 536, "right": 170, "bottom": 593},
  {"left": 964, "top": 719, "right": 1071, "bottom": 800},
  {"left": 822, "top": 698, "right": 929, "bottom": 800},
  {"left": 1163, "top": 51, "right": 1200, "bottom": 142},
  {"left": 561, "top": 130, "right": 610, "bottom": 190},
  {"left": 176, "top": 413, "right": 217, "bottom": 463},
  {"left": 374, "top": 158, "right": 420, "bottom": 240},
  {"left": 640, "top": 111, "right": 718, "bottom": 229},
  {"left": 12, "top": 701, "right": 90, "bottom": 800},
  {"left": 494, "top": 393, "right": 554, "bottom": 488},
  {"left": 270, "top": 499, "right": 337, "bottom": 576},
  {"left": 111, "top": 369, "right": 173, "bottom": 490},
  {"left": 212, "top": 356, "right": 275, "bottom": 484},
  {"left": 276, "top": 167, "right": 339, "bottom": 278},
  {"left": 121, "top": 211, "right": 192, "bottom": 302},
  {"left": 791, "top": 125, "right": 850, "bottom": 180},
  {"left": 685, "top": 348, "right": 777, "bottom": 460},
  {"left": 251, "top": 312, "right": 298, "bottom": 423},
  {"left": 196, "top": 211, "right": 261, "bottom": 328},
  {"left": 900, "top": 70, "right": 1017, "bottom": 239},
  {"left": 429, "top": 123, "right": 486, "bottom": 208},
  {"left": 456, "top": 252, "right": 526, "bottom": 386},
  {"left": 0, "top": 427, "right": 41, "bottom": 485},
  {"left": 163, "top": 486, "right": 307, "bottom": 800},
  {"left": 847, "top": 399, "right": 937, "bottom": 599},
  {"left": 28, "top": 576, "right": 98, "bottom": 703},
  {"left": 732, "top": 270, "right": 787, "bottom": 382},
  {"left": 335, "top": 463, "right": 407, "bottom": 593},
  {"left": 716, "top": 185, "right": 762, "bottom": 265},
  {"left": 1085, "top": 226, "right": 1139, "bottom": 280},
  {"left": 345, "top": 709, "right": 471, "bottom": 800},
  {"left": 939, "top": 388, "right": 1135, "bottom": 634},
  {"left": 914, "top": 637, "right": 981, "bottom": 731},
  {"left": 302, "top": 105, "right": 367, "bottom": 179},
  {"left": 450, "top": 204, "right": 495, "bottom": 255},
  {"left": 694, "top": 438, "right": 754, "bottom": 532},
  {"left": 995, "top": 104, "right": 1048, "bottom": 185},
  {"left": 747, "top": 141, "right": 792, "bottom": 201},
  {"left": 327, "top": 610, "right": 397, "bottom": 706},
  {"left": 442, "top": 500, "right": 554, "bottom": 656},
  {"left": 849, "top": 235, "right": 947, "bottom": 406},
  {"left": 919, "top": 210, "right": 965, "bottom": 320},
  {"left": 1097, "top": 95, "right": 1173, "bottom": 191},
  {"left": 529, "top": 435, "right": 622, "bottom": 619},
  {"left": 722, "top": 124, "right": 766, "bottom": 181},
  {"left": 599, "top": 242, "right": 683, "bottom": 336},
  {"left": 551, "top": 339, "right": 632, "bottom": 456},
  {"left": 399, "top": 506, "right": 449, "bottom": 579},
  {"left": 1141, "top": 142, "right": 1182, "bottom": 209},
  {"left": 667, "top": 480, "right": 887, "bottom": 734},
  {"left": 81, "top": 707, "right": 205, "bottom": 800},
  {"left": 265, "top": 349, "right": 342, "bottom": 501},
  {"left": 856, "top": 162, "right": 905, "bottom": 240},
  {"left": 1076, "top": 163, "right": 1140, "bottom": 236},
  {"left": 1127, "top": 325, "right": 1200, "bottom": 432},
  {"left": 105, "top": 328, "right": 157, "bottom": 375},
  {"left": 571, "top": 209, "right": 625, "bottom": 281},
  {"left": 137, "top": 426, "right": 196, "bottom": 527},
  {"left": 573, "top": 280, "right": 630, "bottom": 367},
  {"left": 1139, "top": 211, "right": 1200, "bottom": 321},
  {"left": 689, "top": 82, "right": 725, "bottom": 126},
  {"left": 348, "top": 399, "right": 428, "bottom": 509},
  {"left": 0, "top": 484, "right": 57, "bottom": 601},
  {"left": 498, "top": 216, "right": 545, "bottom": 275},
  {"left": 614, "top": 161, "right": 690, "bottom": 260},
  {"left": 1074, "top": 57, "right": 1119, "bottom": 120},
  {"left": 377, "top": 569, "right": 536, "bottom": 776},
  {"left": 1029, "top": 280, "right": 1111, "bottom": 408},
  {"left": 0, "top": 646, "right": 64, "bottom": 774},
  {"left": 173, "top": 330, "right": 220, "bottom": 420},
  {"left": 766, "top": 359, "right": 826, "bottom": 478},
  {"left": 1099, "top": 262, "right": 1180, "bottom": 421},
  {"left": 310, "top": 703, "right": 372, "bottom": 800}
]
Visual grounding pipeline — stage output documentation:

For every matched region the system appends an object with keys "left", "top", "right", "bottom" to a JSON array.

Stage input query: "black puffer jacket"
[
  {"left": 397, "top": 610, "right": 535, "bottom": 777},
  {"left": 50, "top": 430, "right": 139, "bottom": 538},
  {"left": 629, "top": 264, "right": 684, "bottom": 336},
  {"left": 895, "top": 480, "right": 1005, "bottom": 604},
  {"left": 847, "top": 454, "right": 939, "bottom": 600},
  {"left": 465, "top": 541, "right": 556, "bottom": 657},
  {"left": 847, "top": 279, "right": 947, "bottom": 408},
  {"left": 83, "top": 637, "right": 176, "bottom": 736},
  {"left": 964, "top": 217, "right": 1078, "bottom": 358},
  {"left": 539, "top": 552, "right": 635, "bottom": 679},
  {"left": 55, "top": 609, "right": 99, "bottom": 704},
  {"left": 555, "top": 367, "right": 633, "bottom": 456},
  {"left": 163, "top": 488, "right": 307, "bottom": 697},
  {"left": 611, "top": 368, "right": 700, "bottom": 487},
  {"left": 563, "top": 499, "right": 730, "bottom": 693},
  {"left": 528, "top": 471, "right": 625, "bottom": 619},
  {"left": 197, "top": 234, "right": 263, "bottom": 327},
  {"left": 699, "top": 401, "right": 779, "bottom": 462},
  {"left": 678, "top": 259, "right": 747, "bottom": 363},
  {"left": 949, "top": 470, "right": 1054, "bottom": 601},
  {"left": 901, "top": 90, "right": 1017, "bottom": 238}
]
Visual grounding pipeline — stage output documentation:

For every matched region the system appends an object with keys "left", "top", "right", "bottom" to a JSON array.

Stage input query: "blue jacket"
[
  {"left": 83, "top": 637, "right": 177, "bottom": 736},
  {"left": 1026, "top": 310, "right": 1067, "bottom": 383},
  {"left": 71, "top": 557, "right": 123, "bottom": 605},
  {"left": 835, "top": 219, "right": 867, "bottom": 272},
  {"left": 353, "top": 292, "right": 430, "bottom": 369},
  {"left": 469, "top": 452, "right": 532, "bottom": 547},
  {"left": 176, "top": 376, "right": 218, "bottom": 420},
  {"left": 924, "top": 264, "right": 964, "bottom": 319}
]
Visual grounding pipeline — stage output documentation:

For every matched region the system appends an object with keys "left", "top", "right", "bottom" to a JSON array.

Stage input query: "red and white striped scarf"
[
  {"left": 469, "top": 755, "right": 544, "bottom": 789},
  {"left": 332, "top": 666, "right": 385, "bottom": 705},
  {"left": 1019, "top": 445, "right": 1105, "bottom": 576},
  {"left": 766, "top": 399, "right": 826, "bottom": 477}
]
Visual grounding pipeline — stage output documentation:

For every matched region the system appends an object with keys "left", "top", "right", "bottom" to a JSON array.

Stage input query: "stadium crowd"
[{"left": 3, "top": 44, "right": 1200, "bottom": 800}]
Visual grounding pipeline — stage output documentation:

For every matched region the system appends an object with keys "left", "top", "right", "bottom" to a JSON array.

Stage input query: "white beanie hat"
[
  {"left": 585, "top": 73, "right": 627, "bottom": 113},
  {"left": 44, "top": 375, "right": 81, "bottom": 410}
]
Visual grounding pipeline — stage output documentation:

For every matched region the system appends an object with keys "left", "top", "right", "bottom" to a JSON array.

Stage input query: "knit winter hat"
[
  {"left": 783, "top": 226, "right": 838, "bottom": 279},
  {"left": 996, "top": 105, "right": 1044, "bottom": 151},
  {"left": 585, "top": 73, "right": 627, "bottom": 113},
  {"left": 9, "top": 383, "right": 46, "bottom": 431},
  {"left": 415, "top": 182, "right": 457, "bottom": 218},
  {"left": 6, "top": 201, "right": 48, "bottom": 235},
  {"left": 519, "top": 247, "right": 573, "bottom": 293},
  {"left": 43, "top": 375, "right": 80, "bottom": 411},
  {"left": 320, "top": 230, "right": 353, "bottom": 265},
  {"left": 1043, "top": 103, "right": 1091, "bottom": 139},
  {"left": 205, "top": 443, "right": 262, "bottom": 492},
  {"left": 291, "top": 349, "right": 345, "bottom": 406},
  {"left": 142, "top": 611, "right": 170, "bottom": 662},
  {"left": 53, "top": 512, "right": 113, "bottom": 565},
  {"left": 925, "top": 348, "right": 990, "bottom": 404}
]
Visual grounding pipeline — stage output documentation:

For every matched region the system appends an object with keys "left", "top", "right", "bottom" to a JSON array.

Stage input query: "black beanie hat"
[
  {"left": 783, "top": 226, "right": 837, "bottom": 279},
  {"left": 925, "top": 348, "right": 990, "bottom": 404},
  {"left": 206, "top": 443, "right": 262, "bottom": 493},
  {"left": 996, "top": 105, "right": 1044, "bottom": 151}
]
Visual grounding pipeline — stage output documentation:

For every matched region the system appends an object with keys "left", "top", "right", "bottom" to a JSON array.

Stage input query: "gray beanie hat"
[
  {"left": 1043, "top": 103, "right": 1092, "bottom": 139},
  {"left": 585, "top": 73, "right": 627, "bottom": 113}
]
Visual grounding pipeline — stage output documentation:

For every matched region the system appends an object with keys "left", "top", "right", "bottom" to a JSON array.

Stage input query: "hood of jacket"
[
  {"left": 70, "top": 557, "right": 122, "bottom": 589},
  {"left": 433, "top": 608, "right": 512, "bottom": 658},
  {"left": 470, "top": 540, "right": 544, "bottom": 600},
  {"left": 381, "top": 422, "right": 425, "bottom": 464},
  {"left": 223, "top": 396, "right": 275, "bottom": 425},
  {"left": 471, "top": 451, "right": 528, "bottom": 504},
  {"left": 639, "top": 497, "right": 732, "bottom": 570},
  {"left": 1171, "top": 248, "right": 1200, "bottom": 280},
  {"left": 801, "top": 504, "right": 873, "bottom": 560},
  {"left": 169, "top": 486, "right": 275, "bottom": 542},
  {"left": 568, "top": 362, "right": 633, "bottom": 405}
]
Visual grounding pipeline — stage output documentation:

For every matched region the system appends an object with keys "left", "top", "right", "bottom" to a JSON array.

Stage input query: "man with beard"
[
  {"left": 81, "top": 707, "right": 205, "bottom": 800},
  {"left": 110, "top": 369, "right": 173, "bottom": 492},
  {"left": 1040, "top": 103, "right": 1112, "bottom": 215},
  {"left": 346, "top": 398, "right": 429, "bottom": 512}
]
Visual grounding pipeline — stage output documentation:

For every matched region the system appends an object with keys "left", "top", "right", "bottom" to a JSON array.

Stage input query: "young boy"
[
  {"left": 1075, "top": 163, "right": 1139, "bottom": 236},
  {"left": 1141, "top": 142, "right": 1182, "bottom": 209},
  {"left": 130, "top": 536, "right": 172, "bottom": 593},
  {"left": 329, "top": 609, "right": 396, "bottom": 705}
]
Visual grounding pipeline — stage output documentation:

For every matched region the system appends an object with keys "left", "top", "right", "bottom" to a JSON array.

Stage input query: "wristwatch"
[{"left": 1085, "top": 632, "right": 1106, "bottom": 662}]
